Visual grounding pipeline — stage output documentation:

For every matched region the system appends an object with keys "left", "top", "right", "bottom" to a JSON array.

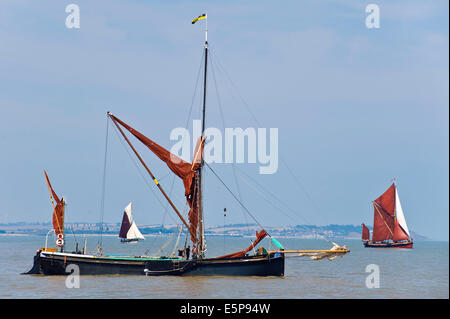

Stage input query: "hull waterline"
[
  {"left": 24, "top": 250, "right": 285, "bottom": 276},
  {"left": 363, "top": 241, "right": 413, "bottom": 248}
]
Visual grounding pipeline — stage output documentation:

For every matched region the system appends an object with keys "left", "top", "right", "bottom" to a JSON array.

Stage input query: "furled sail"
[
  {"left": 109, "top": 114, "right": 203, "bottom": 244},
  {"left": 119, "top": 202, "right": 145, "bottom": 240},
  {"left": 43, "top": 170, "right": 65, "bottom": 240},
  {"left": 361, "top": 223, "right": 370, "bottom": 241},
  {"left": 299, "top": 242, "right": 349, "bottom": 261},
  {"left": 214, "top": 229, "right": 268, "bottom": 259}
]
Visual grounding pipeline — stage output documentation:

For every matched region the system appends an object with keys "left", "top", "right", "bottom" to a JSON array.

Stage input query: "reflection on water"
[{"left": 0, "top": 235, "right": 448, "bottom": 298}]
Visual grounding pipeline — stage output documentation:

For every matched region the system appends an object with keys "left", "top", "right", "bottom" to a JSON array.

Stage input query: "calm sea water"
[{"left": 0, "top": 235, "right": 448, "bottom": 299}]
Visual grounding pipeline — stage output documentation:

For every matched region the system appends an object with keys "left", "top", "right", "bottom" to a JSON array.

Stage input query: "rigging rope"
[
  {"left": 281, "top": 158, "right": 330, "bottom": 227},
  {"left": 207, "top": 48, "right": 333, "bottom": 243},
  {"left": 105, "top": 49, "right": 203, "bottom": 254},
  {"left": 171, "top": 225, "right": 184, "bottom": 257},
  {"left": 209, "top": 51, "right": 251, "bottom": 235},
  {"left": 204, "top": 162, "right": 270, "bottom": 237},
  {"left": 160, "top": 49, "right": 205, "bottom": 233},
  {"left": 233, "top": 166, "right": 332, "bottom": 242},
  {"left": 109, "top": 118, "right": 179, "bottom": 224},
  {"left": 98, "top": 114, "right": 109, "bottom": 250}
]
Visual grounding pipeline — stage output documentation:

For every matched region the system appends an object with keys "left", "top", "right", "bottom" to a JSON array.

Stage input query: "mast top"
[{"left": 192, "top": 13, "right": 208, "bottom": 45}]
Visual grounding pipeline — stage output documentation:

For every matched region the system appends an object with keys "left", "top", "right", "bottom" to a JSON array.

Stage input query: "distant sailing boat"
[
  {"left": 362, "top": 182, "right": 413, "bottom": 248},
  {"left": 119, "top": 202, "right": 145, "bottom": 243}
]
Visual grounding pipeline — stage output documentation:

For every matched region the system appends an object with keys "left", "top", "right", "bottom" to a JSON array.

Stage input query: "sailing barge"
[
  {"left": 362, "top": 182, "right": 413, "bottom": 248},
  {"left": 25, "top": 14, "right": 349, "bottom": 277}
]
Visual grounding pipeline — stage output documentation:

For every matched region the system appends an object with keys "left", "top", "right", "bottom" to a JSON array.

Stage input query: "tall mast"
[{"left": 198, "top": 13, "right": 208, "bottom": 257}]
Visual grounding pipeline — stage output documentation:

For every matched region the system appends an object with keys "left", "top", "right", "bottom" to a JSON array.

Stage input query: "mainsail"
[
  {"left": 370, "top": 183, "right": 411, "bottom": 242},
  {"left": 119, "top": 202, "right": 145, "bottom": 241},
  {"left": 43, "top": 170, "right": 65, "bottom": 243}
]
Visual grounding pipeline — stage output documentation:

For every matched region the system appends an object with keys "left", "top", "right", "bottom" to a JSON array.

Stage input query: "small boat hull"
[
  {"left": 25, "top": 250, "right": 285, "bottom": 276},
  {"left": 363, "top": 241, "right": 413, "bottom": 248},
  {"left": 120, "top": 238, "right": 140, "bottom": 243}
]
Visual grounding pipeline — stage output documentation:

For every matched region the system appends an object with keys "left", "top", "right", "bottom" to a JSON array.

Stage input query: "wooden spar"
[
  {"left": 373, "top": 202, "right": 394, "bottom": 236},
  {"left": 44, "top": 170, "right": 56, "bottom": 211},
  {"left": 108, "top": 113, "right": 196, "bottom": 241},
  {"left": 267, "top": 249, "right": 350, "bottom": 254}
]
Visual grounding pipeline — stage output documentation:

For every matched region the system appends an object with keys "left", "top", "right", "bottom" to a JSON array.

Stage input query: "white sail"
[
  {"left": 127, "top": 221, "right": 145, "bottom": 240},
  {"left": 121, "top": 202, "right": 145, "bottom": 240},
  {"left": 395, "top": 187, "right": 410, "bottom": 237},
  {"left": 124, "top": 202, "right": 133, "bottom": 223}
]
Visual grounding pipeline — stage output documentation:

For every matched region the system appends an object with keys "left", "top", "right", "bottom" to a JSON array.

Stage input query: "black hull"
[
  {"left": 363, "top": 241, "right": 413, "bottom": 248},
  {"left": 25, "top": 251, "right": 285, "bottom": 276}
]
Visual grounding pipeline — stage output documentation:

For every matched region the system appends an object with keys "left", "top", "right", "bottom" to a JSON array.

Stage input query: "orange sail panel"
[
  {"left": 43, "top": 170, "right": 65, "bottom": 237},
  {"left": 214, "top": 230, "right": 268, "bottom": 259},
  {"left": 361, "top": 223, "right": 370, "bottom": 241},
  {"left": 109, "top": 114, "right": 203, "bottom": 243}
]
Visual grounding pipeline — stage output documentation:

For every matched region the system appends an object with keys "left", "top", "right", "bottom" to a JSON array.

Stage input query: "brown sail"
[
  {"left": 109, "top": 114, "right": 203, "bottom": 243},
  {"left": 361, "top": 223, "right": 370, "bottom": 241},
  {"left": 392, "top": 219, "right": 409, "bottom": 242},
  {"left": 215, "top": 230, "right": 268, "bottom": 259},
  {"left": 374, "top": 183, "right": 396, "bottom": 217},
  {"left": 372, "top": 203, "right": 394, "bottom": 241},
  {"left": 43, "top": 170, "right": 65, "bottom": 239},
  {"left": 371, "top": 183, "right": 397, "bottom": 241}
]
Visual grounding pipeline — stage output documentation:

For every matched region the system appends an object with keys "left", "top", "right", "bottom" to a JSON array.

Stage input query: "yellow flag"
[{"left": 192, "top": 14, "right": 206, "bottom": 24}]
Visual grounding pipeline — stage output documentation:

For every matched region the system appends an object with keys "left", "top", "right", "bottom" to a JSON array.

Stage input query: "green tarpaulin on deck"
[{"left": 271, "top": 237, "right": 284, "bottom": 250}]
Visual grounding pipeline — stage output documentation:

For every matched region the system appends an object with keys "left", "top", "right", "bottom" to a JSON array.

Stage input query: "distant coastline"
[{"left": 0, "top": 222, "right": 430, "bottom": 241}]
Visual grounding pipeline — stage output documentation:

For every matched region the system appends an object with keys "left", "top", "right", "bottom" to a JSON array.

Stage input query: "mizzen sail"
[
  {"left": 43, "top": 170, "right": 65, "bottom": 241},
  {"left": 361, "top": 223, "right": 370, "bottom": 241}
]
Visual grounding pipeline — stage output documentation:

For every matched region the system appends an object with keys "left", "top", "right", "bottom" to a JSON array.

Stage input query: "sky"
[{"left": 0, "top": 1, "right": 448, "bottom": 240}]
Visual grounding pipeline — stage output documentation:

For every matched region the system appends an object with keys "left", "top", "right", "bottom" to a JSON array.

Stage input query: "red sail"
[
  {"left": 214, "top": 230, "right": 268, "bottom": 259},
  {"left": 187, "top": 137, "right": 204, "bottom": 244},
  {"left": 109, "top": 114, "right": 203, "bottom": 243},
  {"left": 361, "top": 223, "right": 370, "bottom": 241},
  {"left": 43, "top": 170, "right": 65, "bottom": 237},
  {"left": 110, "top": 115, "right": 200, "bottom": 195},
  {"left": 372, "top": 203, "right": 394, "bottom": 241},
  {"left": 374, "top": 183, "right": 396, "bottom": 217},
  {"left": 393, "top": 219, "right": 409, "bottom": 242}
]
